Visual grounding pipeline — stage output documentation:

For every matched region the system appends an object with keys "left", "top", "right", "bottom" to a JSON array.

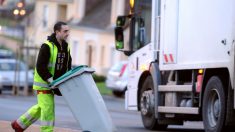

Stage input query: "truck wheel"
[
  {"left": 203, "top": 76, "right": 226, "bottom": 132},
  {"left": 140, "top": 76, "right": 167, "bottom": 130},
  {"left": 0, "top": 89, "right": 2, "bottom": 94}
]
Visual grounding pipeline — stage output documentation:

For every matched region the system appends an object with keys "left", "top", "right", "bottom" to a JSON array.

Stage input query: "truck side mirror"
[
  {"left": 115, "top": 27, "right": 124, "bottom": 50},
  {"left": 116, "top": 16, "right": 126, "bottom": 26},
  {"left": 114, "top": 15, "right": 135, "bottom": 56},
  {"left": 115, "top": 16, "right": 126, "bottom": 50}
]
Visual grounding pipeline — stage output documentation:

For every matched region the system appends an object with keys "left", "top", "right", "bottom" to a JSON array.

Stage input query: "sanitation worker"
[{"left": 11, "top": 21, "right": 72, "bottom": 132}]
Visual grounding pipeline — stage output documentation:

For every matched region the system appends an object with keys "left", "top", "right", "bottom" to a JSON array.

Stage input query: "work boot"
[{"left": 11, "top": 120, "right": 24, "bottom": 132}]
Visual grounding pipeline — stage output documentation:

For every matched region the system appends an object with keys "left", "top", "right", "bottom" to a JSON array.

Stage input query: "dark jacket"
[{"left": 36, "top": 33, "right": 72, "bottom": 95}]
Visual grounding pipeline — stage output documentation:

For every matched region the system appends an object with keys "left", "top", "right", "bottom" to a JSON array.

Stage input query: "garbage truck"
[{"left": 114, "top": 0, "right": 235, "bottom": 132}]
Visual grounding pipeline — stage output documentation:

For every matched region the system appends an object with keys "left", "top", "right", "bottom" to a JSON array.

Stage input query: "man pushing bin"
[
  {"left": 11, "top": 21, "right": 116, "bottom": 132},
  {"left": 11, "top": 21, "right": 72, "bottom": 132}
]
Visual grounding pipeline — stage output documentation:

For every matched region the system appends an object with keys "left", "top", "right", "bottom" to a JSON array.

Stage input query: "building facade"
[{"left": 25, "top": 0, "right": 128, "bottom": 75}]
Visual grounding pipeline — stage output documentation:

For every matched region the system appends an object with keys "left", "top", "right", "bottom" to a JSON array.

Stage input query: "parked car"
[
  {"left": 0, "top": 59, "right": 34, "bottom": 94},
  {"left": 0, "top": 49, "right": 15, "bottom": 59},
  {"left": 105, "top": 61, "right": 128, "bottom": 97}
]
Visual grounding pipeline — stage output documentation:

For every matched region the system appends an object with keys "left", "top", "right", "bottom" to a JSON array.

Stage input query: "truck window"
[{"left": 132, "top": 0, "right": 152, "bottom": 51}]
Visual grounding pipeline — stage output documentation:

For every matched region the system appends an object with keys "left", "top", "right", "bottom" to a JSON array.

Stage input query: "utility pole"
[
  {"left": 13, "top": 47, "right": 21, "bottom": 95},
  {"left": 13, "top": 0, "right": 27, "bottom": 96},
  {"left": 23, "top": 37, "right": 29, "bottom": 96},
  {"left": 13, "top": 0, "right": 26, "bottom": 17}
]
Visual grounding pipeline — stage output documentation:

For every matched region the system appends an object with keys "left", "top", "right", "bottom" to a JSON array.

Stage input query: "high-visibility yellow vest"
[{"left": 33, "top": 40, "right": 69, "bottom": 90}]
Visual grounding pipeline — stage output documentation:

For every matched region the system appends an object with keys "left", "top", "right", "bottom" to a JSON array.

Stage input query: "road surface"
[{"left": 0, "top": 93, "right": 204, "bottom": 132}]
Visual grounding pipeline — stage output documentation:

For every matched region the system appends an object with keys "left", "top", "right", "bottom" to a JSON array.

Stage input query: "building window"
[
  {"left": 42, "top": 5, "right": 48, "bottom": 28},
  {"left": 100, "top": 46, "right": 105, "bottom": 66},
  {"left": 58, "top": 4, "right": 67, "bottom": 22},
  {"left": 87, "top": 45, "right": 93, "bottom": 67}
]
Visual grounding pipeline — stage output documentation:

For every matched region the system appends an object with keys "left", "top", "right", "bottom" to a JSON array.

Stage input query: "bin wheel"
[
  {"left": 140, "top": 76, "right": 167, "bottom": 130},
  {"left": 203, "top": 76, "right": 226, "bottom": 132}
]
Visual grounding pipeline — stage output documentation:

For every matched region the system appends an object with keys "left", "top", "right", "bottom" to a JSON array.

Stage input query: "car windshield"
[{"left": 0, "top": 62, "right": 26, "bottom": 71}]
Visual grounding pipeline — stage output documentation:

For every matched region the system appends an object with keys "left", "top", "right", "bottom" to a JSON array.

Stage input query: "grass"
[{"left": 96, "top": 82, "right": 112, "bottom": 95}]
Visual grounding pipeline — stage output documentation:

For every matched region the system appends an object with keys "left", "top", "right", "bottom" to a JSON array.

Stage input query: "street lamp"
[
  {"left": 19, "top": 9, "right": 26, "bottom": 16},
  {"left": 13, "top": 1, "right": 26, "bottom": 17},
  {"left": 13, "top": 9, "right": 20, "bottom": 15},
  {"left": 12, "top": 0, "right": 28, "bottom": 95},
  {"left": 17, "top": 2, "right": 23, "bottom": 8}
]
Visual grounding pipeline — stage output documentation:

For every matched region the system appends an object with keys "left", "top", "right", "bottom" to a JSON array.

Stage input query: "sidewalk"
[{"left": 0, "top": 121, "right": 81, "bottom": 132}]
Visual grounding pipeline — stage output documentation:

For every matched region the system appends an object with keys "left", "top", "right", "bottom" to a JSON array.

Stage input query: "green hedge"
[
  {"left": 92, "top": 74, "right": 106, "bottom": 82},
  {"left": 96, "top": 82, "right": 112, "bottom": 95}
]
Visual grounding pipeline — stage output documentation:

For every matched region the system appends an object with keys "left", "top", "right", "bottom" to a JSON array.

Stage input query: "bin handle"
[
  {"left": 50, "top": 65, "right": 93, "bottom": 88},
  {"left": 72, "top": 65, "right": 88, "bottom": 72}
]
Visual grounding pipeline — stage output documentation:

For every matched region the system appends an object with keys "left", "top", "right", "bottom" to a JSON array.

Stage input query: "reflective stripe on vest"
[
  {"left": 45, "top": 40, "right": 57, "bottom": 75},
  {"left": 33, "top": 81, "right": 50, "bottom": 88}
]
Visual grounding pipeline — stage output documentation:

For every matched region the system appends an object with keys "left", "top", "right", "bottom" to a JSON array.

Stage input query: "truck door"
[{"left": 161, "top": 0, "right": 179, "bottom": 64}]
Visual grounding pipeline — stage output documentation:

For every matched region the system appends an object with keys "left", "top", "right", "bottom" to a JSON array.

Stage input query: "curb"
[{"left": 0, "top": 120, "right": 81, "bottom": 132}]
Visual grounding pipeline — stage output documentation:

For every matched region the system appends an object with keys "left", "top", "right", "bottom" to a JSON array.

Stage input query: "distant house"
[{"left": 25, "top": 0, "right": 128, "bottom": 75}]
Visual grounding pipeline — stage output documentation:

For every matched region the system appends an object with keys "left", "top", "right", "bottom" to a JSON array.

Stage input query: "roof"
[
  {"left": 37, "top": 0, "right": 73, "bottom": 3},
  {"left": 76, "top": 0, "right": 111, "bottom": 30}
]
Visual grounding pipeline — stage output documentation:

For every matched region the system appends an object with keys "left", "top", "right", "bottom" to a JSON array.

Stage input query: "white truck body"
[
  {"left": 115, "top": 0, "right": 235, "bottom": 131},
  {"left": 160, "top": 0, "right": 234, "bottom": 70},
  {"left": 126, "top": 0, "right": 235, "bottom": 109}
]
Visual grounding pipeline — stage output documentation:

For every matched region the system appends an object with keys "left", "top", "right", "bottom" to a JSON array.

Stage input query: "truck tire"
[
  {"left": 140, "top": 76, "right": 167, "bottom": 130},
  {"left": 0, "top": 89, "right": 1, "bottom": 94},
  {"left": 203, "top": 76, "right": 226, "bottom": 132}
]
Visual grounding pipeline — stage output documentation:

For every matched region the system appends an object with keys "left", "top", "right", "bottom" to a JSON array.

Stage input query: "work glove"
[
  {"left": 52, "top": 88, "right": 62, "bottom": 96},
  {"left": 47, "top": 77, "right": 62, "bottom": 96}
]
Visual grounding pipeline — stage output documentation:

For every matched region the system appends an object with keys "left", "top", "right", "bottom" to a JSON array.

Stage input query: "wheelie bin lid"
[{"left": 50, "top": 65, "right": 95, "bottom": 88}]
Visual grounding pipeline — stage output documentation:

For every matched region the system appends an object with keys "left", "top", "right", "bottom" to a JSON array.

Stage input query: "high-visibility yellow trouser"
[{"left": 16, "top": 91, "right": 55, "bottom": 132}]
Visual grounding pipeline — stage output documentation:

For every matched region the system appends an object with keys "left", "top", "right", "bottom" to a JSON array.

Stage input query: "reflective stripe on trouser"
[
  {"left": 16, "top": 105, "right": 40, "bottom": 129},
  {"left": 17, "top": 91, "right": 55, "bottom": 132}
]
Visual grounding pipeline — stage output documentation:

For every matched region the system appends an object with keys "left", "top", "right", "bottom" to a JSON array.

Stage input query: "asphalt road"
[{"left": 0, "top": 93, "right": 204, "bottom": 132}]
